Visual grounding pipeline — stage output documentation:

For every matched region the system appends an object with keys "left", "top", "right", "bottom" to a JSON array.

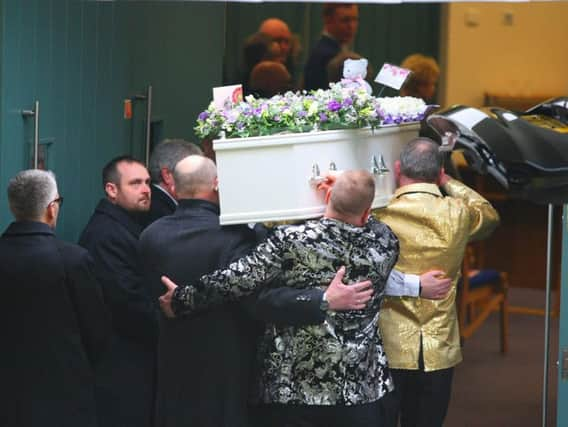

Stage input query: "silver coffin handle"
[{"left": 22, "top": 100, "right": 40, "bottom": 169}]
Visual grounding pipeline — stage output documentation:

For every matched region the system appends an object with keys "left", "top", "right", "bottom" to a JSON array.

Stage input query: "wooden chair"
[{"left": 458, "top": 244, "right": 510, "bottom": 353}]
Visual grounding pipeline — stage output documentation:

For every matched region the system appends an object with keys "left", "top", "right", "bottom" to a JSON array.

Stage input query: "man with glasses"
[
  {"left": 0, "top": 169, "right": 110, "bottom": 427},
  {"left": 259, "top": 18, "right": 293, "bottom": 68}
]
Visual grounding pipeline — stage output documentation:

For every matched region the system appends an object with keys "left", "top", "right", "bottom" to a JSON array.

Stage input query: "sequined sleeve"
[
  {"left": 172, "top": 229, "right": 288, "bottom": 316},
  {"left": 442, "top": 177, "right": 500, "bottom": 241}
]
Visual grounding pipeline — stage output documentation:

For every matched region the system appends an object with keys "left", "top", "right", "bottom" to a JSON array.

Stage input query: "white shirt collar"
[{"left": 153, "top": 183, "right": 178, "bottom": 205}]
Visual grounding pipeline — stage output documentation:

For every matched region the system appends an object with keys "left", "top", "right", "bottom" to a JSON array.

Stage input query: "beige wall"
[{"left": 440, "top": 2, "right": 568, "bottom": 108}]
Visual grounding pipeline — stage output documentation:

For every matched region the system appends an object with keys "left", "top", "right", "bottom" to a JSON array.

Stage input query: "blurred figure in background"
[
  {"left": 259, "top": 18, "right": 292, "bottom": 66},
  {"left": 249, "top": 60, "right": 293, "bottom": 98},
  {"left": 400, "top": 54, "right": 440, "bottom": 102},
  {"left": 259, "top": 18, "right": 301, "bottom": 84},
  {"left": 241, "top": 32, "right": 282, "bottom": 95},
  {"left": 304, "top": 3, "right": 360, "bottom": 91}
]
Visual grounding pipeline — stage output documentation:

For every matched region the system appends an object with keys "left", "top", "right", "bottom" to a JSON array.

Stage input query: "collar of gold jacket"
[{"left": 393, "top": 182, "right": 443, "bottom": 199}]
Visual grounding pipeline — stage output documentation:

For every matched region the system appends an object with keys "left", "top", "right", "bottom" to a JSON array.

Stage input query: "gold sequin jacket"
[{"left": 373, "top": 178, "right": 500, "bottom": 371}]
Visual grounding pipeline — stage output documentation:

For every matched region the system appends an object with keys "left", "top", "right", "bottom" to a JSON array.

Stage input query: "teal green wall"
[
  {"left": 0, "top": 0, "right": 225, "bottom": 241},
  {"left": 0, "top": 0, "right": 132, "bottom": 241},
  {"left": 123, "top": 2, "right": 225, "bottom": 150}
]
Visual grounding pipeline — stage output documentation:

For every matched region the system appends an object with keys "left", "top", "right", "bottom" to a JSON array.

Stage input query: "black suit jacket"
[
  {"left": 0, "top": 221, "right": 110, "bottom": 427},
  {"left": 139, "top": 199, "right": 324, "bottom": 427},
  {"left": 303, "top": 35, "right": 341, "bottom": 91},
  {"left": 143, "top": 184, "right": 177, "bottom": 228},
  {"left": 79, "top": 199, "right": 157, "bottom": 427}
]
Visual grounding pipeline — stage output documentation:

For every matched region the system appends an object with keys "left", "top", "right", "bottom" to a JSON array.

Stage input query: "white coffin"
[{"left": 214, "top": 124, "right": 419, "bottom": 225}]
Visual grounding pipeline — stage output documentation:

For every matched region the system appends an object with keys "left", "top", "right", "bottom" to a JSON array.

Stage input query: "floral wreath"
[{"left": 195, "top": 82, "right": 427, "bottom": 140}]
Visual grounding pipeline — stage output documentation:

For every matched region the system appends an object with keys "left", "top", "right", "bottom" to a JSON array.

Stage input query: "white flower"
[{"left": 376, "top": 96, "right": 427, "bottom": 118}]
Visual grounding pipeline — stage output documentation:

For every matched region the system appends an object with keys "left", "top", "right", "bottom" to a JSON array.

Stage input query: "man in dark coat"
[
  {"left": 304, "top": 3, "right": 359, "bottom": 91},
  {"left": 140, "top": 155, "right": 373, "bottom": 427},
  {"left": 79, "top": 156, "right": 157, "bottom": 427},
  {"left": 1, "top": 169, "right": 110, "bottom": 427},
  {"left": 144, "top": 138, "right": 202, "bottom": 227}
]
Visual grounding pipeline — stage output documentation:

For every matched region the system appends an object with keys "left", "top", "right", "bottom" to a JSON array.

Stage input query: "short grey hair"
[
  {"left": 7, "top": 169, "right": 58, "bottom": 221},
  {"left": 173, "top": 155, "right": 217, "bottom": 198},
  {"left": 399, "top": 137, "right": 443, "bottom": 182},
  {"left": 148, "top": 139, "right": 203, "bottom": 183}
]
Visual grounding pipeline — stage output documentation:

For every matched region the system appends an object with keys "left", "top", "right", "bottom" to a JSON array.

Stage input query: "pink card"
[
  {"left": 374, "top": 63, "right": 411, "bottom": 91},
  {"left": 213, "top": 84, "right": 243, "bottom": 109}
]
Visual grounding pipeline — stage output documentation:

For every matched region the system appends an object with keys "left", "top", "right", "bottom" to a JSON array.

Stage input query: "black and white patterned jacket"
[{"left": 173, "top": 216, "right": 399, "bottom": 406}]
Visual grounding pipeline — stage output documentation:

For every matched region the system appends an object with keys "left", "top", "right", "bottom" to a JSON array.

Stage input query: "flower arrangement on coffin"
[{"left": 195, "top": 82, "right": 427, "bottom": 140}]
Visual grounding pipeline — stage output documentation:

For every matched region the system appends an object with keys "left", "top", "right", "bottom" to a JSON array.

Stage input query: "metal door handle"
[
  {"left": 144, "top": 85, "right": 153, "bottom": 166},
  {"left": 22, "top": 100, "right": 40, "bottom": 168},
  {"left": 134, "top": 86, "right": 153, "bottom": 166}
]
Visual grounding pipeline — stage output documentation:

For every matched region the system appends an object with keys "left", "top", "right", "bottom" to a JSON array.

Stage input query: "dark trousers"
[
  {"left": 255, "top": 401, "right": 383, "bottom": 427},
  {"left": 382, "top": 353, "right": 454, "bottom": 427}
]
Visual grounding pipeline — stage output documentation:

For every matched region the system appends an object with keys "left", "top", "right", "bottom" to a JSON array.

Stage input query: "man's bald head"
[
  {"left": 259, "top": 18, "right": 291, "bottom": 63},
  {"left": 173, "top": 155, "right": 218, "bottom": 200},
  {"left": 329, "top": 170, "right": 375, "bottom": 219}
]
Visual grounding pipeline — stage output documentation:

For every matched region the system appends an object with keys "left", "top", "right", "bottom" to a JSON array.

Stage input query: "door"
[{"left": 0, "top": 0, "right": 132, "bottom": 241}]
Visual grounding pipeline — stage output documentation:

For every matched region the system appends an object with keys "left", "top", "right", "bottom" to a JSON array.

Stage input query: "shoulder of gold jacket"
[{"left": 441, "top": 177, "right": 500, "bottom": 241}]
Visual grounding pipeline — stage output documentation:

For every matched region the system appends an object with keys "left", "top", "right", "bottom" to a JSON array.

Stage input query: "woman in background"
[{"left": 400, "top": 54, "right": 440, "bottom": 102}]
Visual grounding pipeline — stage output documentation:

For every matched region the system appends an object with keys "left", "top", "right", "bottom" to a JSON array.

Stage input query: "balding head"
[
  {"left": 327, "top": 170, "right": 375, "bottom": 225},
  {"left": 259, "top": 18, "right": 291, "bottom": 63},
  {"left": 173, "top": 155, "right": 218, "bottom": 201},
  {"left": 398, "top": 137, "right": 443, "bottom": 183}
]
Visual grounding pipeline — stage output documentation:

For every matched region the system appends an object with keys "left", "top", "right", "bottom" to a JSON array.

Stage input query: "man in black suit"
[
  {"left": 145, "top": 138, "right": 202, "bottom": 226},
  {"left": 303, "top": 3, "right": 359, "bottom": 91},
  {"left": 1, "top": 169, "right": 110, "bottom": 427},
  {"left": 79, "top": 156, "right": 157, "bottom": 427},
  {"left": 140, "top": 155, "right": 373, "bottom": 427}
]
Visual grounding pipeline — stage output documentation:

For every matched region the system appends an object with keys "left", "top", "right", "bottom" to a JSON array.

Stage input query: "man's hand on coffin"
[
  {"left": 159, "top": 275, "right": 178, "bottom": 318},
  {"left": 316, "top": 173, "right": 339, "bottom": 203},
  {"left": 324, "top": 266, "right": 373, "bottom": 311},
  {"left": 419, "top": 270, "right": 452, "bottom": 300}
]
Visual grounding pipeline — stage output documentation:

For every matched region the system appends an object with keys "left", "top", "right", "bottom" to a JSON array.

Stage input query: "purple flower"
[
  {"left": 198, "top": 111, "right": 209, "bottom": 121},
  {"left": 319, "top": 113, "right": 328, "bottom": 122},
  {"left": 342, "top": 98, "right": 353, "bottom": 107},
  {"left": 327, "top": 100, "right": 342, "bottom": 112},
  {"left": 297, "top": 110, "right": 307, "bottom": 118},
  {"left": 225, "top": 110, "right": 239, "bottom": 124}
]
